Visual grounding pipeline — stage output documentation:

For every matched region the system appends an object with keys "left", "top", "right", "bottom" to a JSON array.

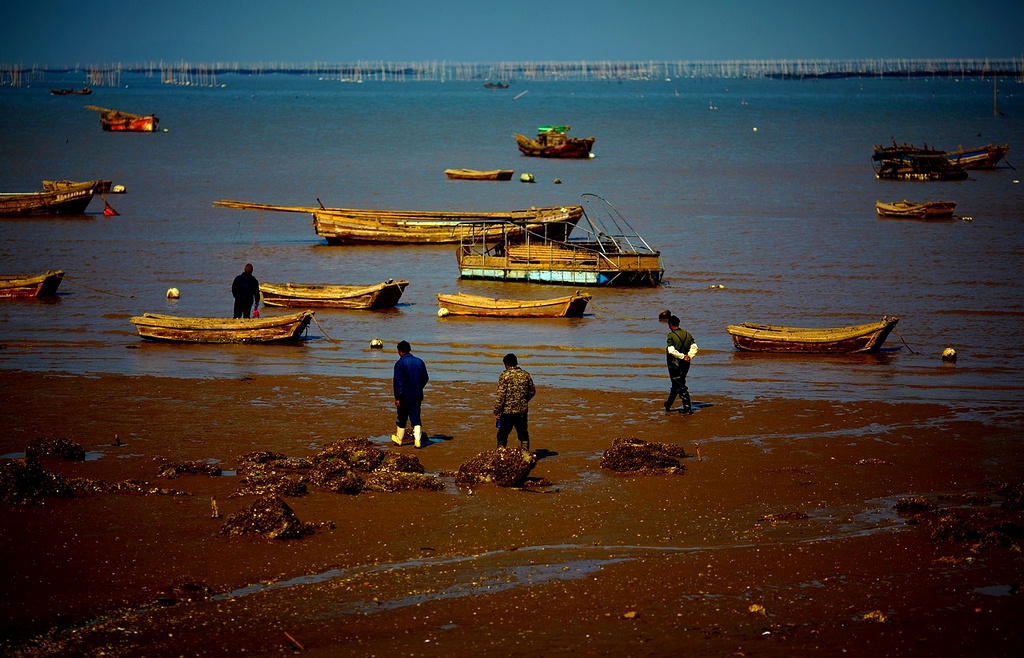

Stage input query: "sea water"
[{"left": 1, "top": 73, "right": 1022, "bottom": 403}]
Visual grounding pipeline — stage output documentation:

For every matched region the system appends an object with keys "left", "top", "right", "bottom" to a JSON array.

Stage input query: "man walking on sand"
[
  {"left": 493, "top": 353, "right": 536, "bottom": 452},
  {"left": 665, "top": 315, "right": 698, "bottom": 414},
  {"left": 392, "top": 340, "right": 429, "bottom": 448}
]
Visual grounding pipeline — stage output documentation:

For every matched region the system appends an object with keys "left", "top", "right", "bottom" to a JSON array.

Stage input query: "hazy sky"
[{"left": 2, "top": 0, "right": 1021, "bottom": 65}]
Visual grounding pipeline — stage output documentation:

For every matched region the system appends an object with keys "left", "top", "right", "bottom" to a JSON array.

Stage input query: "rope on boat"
[
  {"left": 59, "top": 275, "right": 134, "bottom": 298},
  {"left": 894, "top": 328, "right": 919, "bottom": 355},
  {"left": 310, "top": 314, "right": 341, "bottom": 343},
  {"left": 588, "top": 301, "right": 658, "bottom": 321}
]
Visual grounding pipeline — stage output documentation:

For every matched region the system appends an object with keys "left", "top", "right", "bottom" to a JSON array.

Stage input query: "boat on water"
[
  {"left": 873, "top": 141, "right": 1009, "bottom": 171},
  {"left": 129, "top": 310, "right": 315, "bottom": 343},
  {"left": 445, "top": 168, "right": 514, "bottom": 181},
  {"left": 0, "top": 270, "right": 65, "bottom": 298},
  {"left": 213, "top": 200, "right": 583, "bottom": 245},
  {"left": 875, "top": 199, "right": 957, "bottom": 220},
  {"left": 872, "top": 152, "right": 968, "bottom": 181},
  {"left": 51, "top": 87, "right": 91, "bottom": 95},
  {"left": 86, "top": 105, "right": 159, "bottom": 132},
  {"left": 260, "top": 279, "right": 409, "bottom": 309},
  {"left": 436, "top": 291, "right": 591, "bottom": 318},
  {"left": 514, "top": 125, "right": 595, "bottom": 159},
  {"left": 483, "top": 82, "right": 509, "bottom": 89},
  {"left": 726, "top": 316, "right": 900, "bottom": 353},
  {"left": 0, "top": 180, "right": 111, "bottom": 217},
  {"left": 455, "top": 193, "right": 663, "bottom": 287}
]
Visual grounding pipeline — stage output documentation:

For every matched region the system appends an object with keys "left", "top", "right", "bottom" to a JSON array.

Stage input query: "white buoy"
[
  {"left": 942, "top": 347, "right": 957, "bottom": 362},
  {"left": 111, "top": 184, "right": 126, "bottom": 194},
  {"left": 369, "top": 338, "right": 384, "bottom": 349},
  {"left": 166, "top": 287, "right": 180, "bottom": 299},
  {"left": 519, "top": 173, "right": 535, "bottom": 183},
  {"left": 438, "top": 307, "right": 450, "bottom": 317}
]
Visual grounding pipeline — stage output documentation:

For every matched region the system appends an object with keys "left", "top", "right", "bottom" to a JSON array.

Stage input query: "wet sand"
[{"left": 1, "top": 370, "right": 1023, "bottom": 657}]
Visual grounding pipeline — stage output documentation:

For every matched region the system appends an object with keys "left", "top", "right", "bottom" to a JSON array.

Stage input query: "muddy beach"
[{"left": 1, "top": 370, "right": 1023, "bottom": 657}]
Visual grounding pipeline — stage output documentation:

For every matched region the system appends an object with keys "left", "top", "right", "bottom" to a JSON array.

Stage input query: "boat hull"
[
  {"left": 444, "top": 169, "right": 514, "bottom": 181},
  {"left": 458, "top": 242, "right": 664, "bottom": 287},
  {"left": 875, "top": 200, "right": 957, "bottom": 219},
  {"left": 0, "top": 270, "right": 65, "bottom": 298},
  {"left": 0, "top": 180, "right": 108, "bottom": 217},
  {"left": 515, "top": 134, "right": 594, "bottom": 158},
  {"left": 102, "top": 115, "right": 159, "bottom": 132},
  {"left": 437, "top": 292, "right": 591, "bottom": 317},
  {"left": 260, "top": 280, "right": 408, "bottom": 309},
  {"left": 129, "top": 311, "right": 314, "bottom": 343},
  {"left": 727, "top": 317, "right": 899, "bottom": 353}
]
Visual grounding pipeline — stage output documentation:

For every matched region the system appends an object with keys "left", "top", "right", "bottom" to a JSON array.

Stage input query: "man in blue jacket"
[{"left": 392, "top": 340, "right": 429, "bottom": 448}]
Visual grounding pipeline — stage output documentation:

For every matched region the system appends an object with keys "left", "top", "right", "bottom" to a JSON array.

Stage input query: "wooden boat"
[
  {"left": 875, "top": 199, "right": 957, "bottom": 219},
  {"left": 872, "top": 153, "right": 968, "bottom": 181},
  {"left": 0, "top": 180, "right": 110, "bottom": 217},
  {"left": 726, "top": 316, "right": 900, "bottom": 353},
  {"left": 51, "top": 87, "right": 91, "bottom": 95},
  {"left": 445, "top": 168, "right": 514, "bottom": 181},
  {"left": 129, "top": 310, "right": 314, "bottom": 343},
  {"left": 0, "top": 270, "right": 65, "bottom": 298},
  {"left": 437, "top": 291, "right": 591, "bottom": 318},
  {"left": 213, "top": 200, "right": 583, "bottom": 245},
  {"left": 483, "top": 82, "right": 509, "bottom": 89},
  {"left": 260, "top": 279, "right": 409, "bottom": 309},
  {"left": 514, "top": 125, "right": 595, "bottom": 159},
  {"left": 86, "top": 105, "right": 159, "bottom": 132},
  {"left": 456, "top": 193, "right": 663, "bottom": 287},
  {"left": 946, "top": 143, "right": 1009, "bottom": 170}
]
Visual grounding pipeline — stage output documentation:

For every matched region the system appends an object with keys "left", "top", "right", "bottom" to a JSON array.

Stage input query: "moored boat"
[
  {"left": 445, "top": 168, "right": 514, "bottom": 181},
  {"left": 726, "top": 316, "right": 900, "bottom": 353},
  {"left": 872, "top": 153, "right": 968, "bottom": 181},
  {"left": 875, "top": 199, "right": 957, "bottom": 219},
  {"left": 0, "top": 270, "right": 65, "bottom": 298},
  {"left": 514, "top": 125, "right": 595, "bottom": 159},
  {"left": 86, "top": 105, "right": 159, "bottom": 132},
  {"left": 0, "top": 180, "right": 110, "bottom": 217},
  {"left": 129, "top": 310, "right": 314, "bottom": 343},
  {"left": 946, "top": 143, "right": 1010, "bottom": 170},
  {"left": 483, "top": 82, "right": 509, "bottom": 89},
  {"left": 436, "top": 291, "right": 591, "bottom": 318},
  {"left": 51, "top": 87, "right": 92, "bottom": 95},
  {"left": 213, "top": 200, "right": 583, "bottom": 245},
  {"left": 455, "top": 193, "right": 663, "bottom": 287},
  {"left": 260, "top": 280, "right": 409, "bottom": 309}
]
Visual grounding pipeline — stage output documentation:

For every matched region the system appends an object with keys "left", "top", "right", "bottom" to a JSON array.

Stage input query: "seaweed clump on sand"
[
  {"left": 25, "top": 437, "right": 86, "bottom": 461},
  {"left": 0, "top": 459, "right": 75, "bottom": 504},
  {"left": 895, "top": 480, "right": 1024, "bottom": 552},
  {"left": 235, "top": 451, "right": 311, "bottom": 498},
  {"left": 158, "top": 460, "right": 223, "bottom": 479},
  {"left": 455, "top": 447, "right": 538, "bottom": 488},
  {"left": 221, "top": 494, "right": 314, "bottom": 540},
  {"left": 599, "top": 437, "right": 689, "bottom": 475}
]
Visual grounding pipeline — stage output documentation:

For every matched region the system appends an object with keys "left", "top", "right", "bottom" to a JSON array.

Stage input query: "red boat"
[
  {"left": 515, "top": 125, "right": 594, "bottom": 159},
  {"left": 86, "top": 105, "right": 160, "bottom": 132}
]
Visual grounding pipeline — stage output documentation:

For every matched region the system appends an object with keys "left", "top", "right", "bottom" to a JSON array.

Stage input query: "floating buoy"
[
  {"left": 437, "top": 307, "right": 450, "bottom": 317},
  {"left": 166, "top": 287, "right": 180, "bottom": 299},
  {"left": 519, "top": 173, "right": 534, "bottom": 183},
  {"left": 369, "top": 338, "right": 384, "bottom": 349},
  {"left": 553, "top": 178, "right": 562, "bottom": 184},
  {"left": 942, "top": 347, "right": 957, "bottom": 362},
  {"left": 111, "top": 184, "right": 126, "bottom": 194}
]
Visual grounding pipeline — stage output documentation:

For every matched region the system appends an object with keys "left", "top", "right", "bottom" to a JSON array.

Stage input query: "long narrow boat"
[
  {"left": 0, "top": 180, "right": 111, "bottom": 217},
  {"left": 436, "top": 291, "right": 591, "bottom": 318},
  {"left": 260, "top": 279, "right": 409, "bottom": 309},
  {"left": 726, "top": 316, "right": 900, "bottom": 353},
  {"left": 456, "top": 193, "right": 663, "bottom": 287},
  {"left": 129, "top": 310, "right": 314, "bottom": 343},
  {"left": 85, "top": 105, "right": 159, "bottom": 132},
  {"left": 875, "top": 200, "right": 957, "bottom": 219},
  {"left": 0, "top": 270, "right": 65, "bottom": 298},
  {"left": 445, "top": 168, "right": 514, "bottom": 181},
  {"left": 213, "top": 200, "right": 583, "bottom": 245},
  {"left": 946, "top": 143, "right": 1010, "bottom": 170},
  {"left": 51, "top": 87, "right": 92, "bottom": 95}
]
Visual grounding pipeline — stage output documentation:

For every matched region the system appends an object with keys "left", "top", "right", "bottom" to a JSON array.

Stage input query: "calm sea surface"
[{"left": 1, "top": 74, "right": 1022, "bottom": 404}]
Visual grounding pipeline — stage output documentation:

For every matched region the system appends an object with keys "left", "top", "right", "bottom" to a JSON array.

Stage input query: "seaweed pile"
[
  {"left": 455, "top": 446, "right": 538, "bottom": 487},
  {"left": 598, "top": 437, "right": 690, "bottom": 475},
  {"left": 895, "top": 481, "right": 1024, "bottom": 552}
]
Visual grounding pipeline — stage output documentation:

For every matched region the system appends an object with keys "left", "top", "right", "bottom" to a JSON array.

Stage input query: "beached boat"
[
  {"left": 0, "top": 180, "right": 111, "bottom": 217},
  {"left": 872, "top": 152, "right": 968, "bottom": 181},
  {"left": 875, "top": 200, "right": 957, "bottom": 219},
  {"left": 0, "top": 270, "right": 65, "bottom": 298},
  {"left": 726, "top": 316, "right": 900, "bottom": 353},
  {"left": 946, "top": 143, "right": 1010, "bottom": 170},
  {"left": 456, "top": 193, "right": 663, "bottom": 287},
  {"left": 260, "top": 279, "right": 409, "bottom": 309},
  {"left": 437, "top": 291, "right": 591, "bottom": 318},
  {"left": 86, "top": 105, "right": 159, "bottom": 132},
  {"left": 129, "top": 310, "right": 314, "bottom": 343},
  {"left": 51, "top": 87, "right": 91, "bottom": 95},
  {"left": 514, "top": 125, "right": 595, "bottom": 159},
  {"left": 445, "top": 168, "right": 514, "bottom": 181},
  {"left": 212, "top": 200, "right": 583, "bottom": 245}
]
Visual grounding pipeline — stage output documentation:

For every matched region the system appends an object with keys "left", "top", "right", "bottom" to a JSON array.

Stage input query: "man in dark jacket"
[
  {"left": 392, "top": 340, "right": 429, "bottom": 448},
  {"left": 231, "top": 263, "right": 260, "bottom": 318},
  {"left": 665, "top": 315, "right": 698, "bottom": 413}
]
